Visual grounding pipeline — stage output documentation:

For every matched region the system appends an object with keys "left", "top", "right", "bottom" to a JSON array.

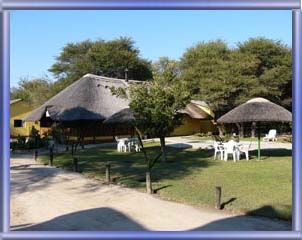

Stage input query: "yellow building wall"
[
  {"left": 10, "top": 101, "right": 49, "bottom": 137},
  {"left": 171, "top": 115, "right": 217, "bottom": 137},
  {"left": 11, "top": 101, "right": 218, "bottom": 139},
  {"left": 200, "top": 120, "right": 217, "bottom": 133}
]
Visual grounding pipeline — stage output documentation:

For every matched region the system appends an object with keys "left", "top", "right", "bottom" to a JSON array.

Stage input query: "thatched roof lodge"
[
  {"left": 24, "top": 74, "right": 138, "bottom": 123},
  {"left": 24, "top": 74, "right": 217, "bottom": 142}
]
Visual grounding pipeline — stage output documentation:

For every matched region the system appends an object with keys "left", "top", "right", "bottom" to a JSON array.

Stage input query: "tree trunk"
[
  {"left": 160, "top": 136, "right": 167, "bottom": 162},
  {"left": 236, "top": 123, "right": 244, "bottom": 138},
  {"left": 251, "top": 122, "right": 256, "bottom": 138},
  {"left": 146, "top": 171, "right": 152, "bottom": 194},
  {"left": 217, "top": 125, "right": 224, "bottom": 137},
  {"left": 240, "top": 123, "right": 244, "bottom": 138}
]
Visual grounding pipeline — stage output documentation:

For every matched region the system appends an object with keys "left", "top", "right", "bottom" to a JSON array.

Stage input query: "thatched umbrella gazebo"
[{"left": 217, "top": 98, "right": 292, "bottom": 160}]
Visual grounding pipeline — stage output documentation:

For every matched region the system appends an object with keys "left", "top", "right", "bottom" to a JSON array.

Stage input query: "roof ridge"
[
  {"left": 10, "top": 99, "right": 22, "bottom": 105},
  {"left": 83, "top": 73, "right": 125, "bottom": 81},
  {"left": 82, "top": 73, "right": 141, "bottom": 85}
]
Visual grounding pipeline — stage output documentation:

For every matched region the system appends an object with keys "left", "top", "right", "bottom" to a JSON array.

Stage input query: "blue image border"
[{"left": 0, "top": 1, "right": 301, "bottom": 239}]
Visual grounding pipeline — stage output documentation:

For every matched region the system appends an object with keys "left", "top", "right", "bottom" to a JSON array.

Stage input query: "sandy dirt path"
[{"left": 10, "top": 153, "right": 291, "bottom": 231}]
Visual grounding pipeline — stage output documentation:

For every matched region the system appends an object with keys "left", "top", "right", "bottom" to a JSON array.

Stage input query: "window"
[{"left": 13, "top": 120, "right": 23, "bottom": 128}]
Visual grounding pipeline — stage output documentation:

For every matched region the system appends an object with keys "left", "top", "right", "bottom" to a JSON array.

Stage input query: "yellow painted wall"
[
  {"left": 11, "top": 101, "right": 217, "bottom": 139},
  {"left": 10, "top": 101, "right": 49, "bottom": 137},
  {"left": 200, "top": 120, "right": 217, "bottom": 133},
  {"left": 171, "top": 115, "right": 217, "bottom": 136}
]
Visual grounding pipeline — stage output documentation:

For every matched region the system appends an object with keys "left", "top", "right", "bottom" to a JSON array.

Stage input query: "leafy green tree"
[
  {"left": 129, "top": 79, "right": 190, "bottom": 162},
  {"left": 238, "top": 38, "right": 292, "bottom": 110},
  {"left": 130, "top": 79, "right": 190, "bottom": 194},
  {"left": 180, "top": 38, "right": 291, "bottom": 137},
  {"left": 152, "top": 56, "right": 181, "bottom": 81},
  {"left": 110, "top": 58, "right": 189, "bottom": 193},
  {"left": 180, "top": 40, "right": 260, "bottom": 117},
  {"left": 49, "top": 37, "right": 153, "bottom": 92},
  {"left": 10, "top": 77, "right": 54, "bottom": 107}
]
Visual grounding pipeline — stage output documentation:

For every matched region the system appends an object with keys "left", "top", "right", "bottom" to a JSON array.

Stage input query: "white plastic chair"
[
  {"left": 213, "top": 141, "right": 224, "bottom": 160},
  {"left": 135, "top": 143, "right": 141, "bottom": 152},
  {"left": 263, "top": 129, "right": 277, "bottom": 142},
  {"left": 238, "top": 142, "right": 252, "bottom": 161},
  {"left": 117, "top": 139, "right": 128, "bottom": 152},
  {"left": 127, "top": 138, "right": 141, "bottom": 152},
  {"left": 127, "top": 140, "right": 134, "bottom": 152},
  {"left": 223, "top": 140, "right": 240, "bottom": 162}
]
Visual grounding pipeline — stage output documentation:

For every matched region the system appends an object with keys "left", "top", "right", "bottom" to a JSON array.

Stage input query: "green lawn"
[{"left": 40, "top": 143, "right": 292, "bottom": 221}]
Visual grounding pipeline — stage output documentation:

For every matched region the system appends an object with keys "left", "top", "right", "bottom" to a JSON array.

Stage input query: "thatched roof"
[
  {"left": 10, "top": 99, "right": 22, "bottom": 105},
  {"left": 180, "top": 102, "right": 213, "bottom": 120},
  {"left": 217, "top": 98, "right": 292, "bottom": 123},
  {"left": 24, "top": 73, "right": 214, "bottom": 125},
  {"left": 103, "top": 108, "right": 134, "bottom": 125},
  {"left": 105, "top": 101, "right": 213, "bottom": 125},
  {"left": 24, "top": 74, "right": 135, "bottom": 122}
]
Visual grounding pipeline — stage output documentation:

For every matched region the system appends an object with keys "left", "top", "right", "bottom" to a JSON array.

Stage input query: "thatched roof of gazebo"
[
  {"left": 217, "top": 98, "right": 292, "bottom": 123},
  {"left": 24, "top": 74, "right": 136, "bottom": 122}
]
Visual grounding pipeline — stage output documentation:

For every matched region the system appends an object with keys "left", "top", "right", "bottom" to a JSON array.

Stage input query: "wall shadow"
[
  {"left": 192, "top": 205, "right": 291, "bottom": 231},
  {"left": 11, "top": 207, "right": 146, "bottom": 231},
  {"left": 11, "top": 205, "right": 291, "bottom": 231}
]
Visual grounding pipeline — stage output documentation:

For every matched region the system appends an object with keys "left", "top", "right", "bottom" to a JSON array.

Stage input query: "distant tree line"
[{"left": 11, "top": 37, "right": 292, "bottom": 115}]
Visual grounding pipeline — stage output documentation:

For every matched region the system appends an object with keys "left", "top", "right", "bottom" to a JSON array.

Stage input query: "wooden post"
[
  {"left": 73, "top": 157, "right": 79, "bottom": 172},
  {"left": 105, "top": 164, "right": 111, "bottom": 183},
  {"left": 49, "top": 147, "right": 53, "bottom": 166},
  {"left": 34, "top": 150, "right": 38, "bottom": 162},
  {"left": 215, "top": 186, "right": 222, "bottom": 209},
  {"left": 146, "top": 172, "right": 152, "bottom": 194}
]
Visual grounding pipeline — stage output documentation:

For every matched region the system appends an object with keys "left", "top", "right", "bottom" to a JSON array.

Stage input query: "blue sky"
[{"left": 11, "top": 10, "right": 292, "bottom": 87}]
